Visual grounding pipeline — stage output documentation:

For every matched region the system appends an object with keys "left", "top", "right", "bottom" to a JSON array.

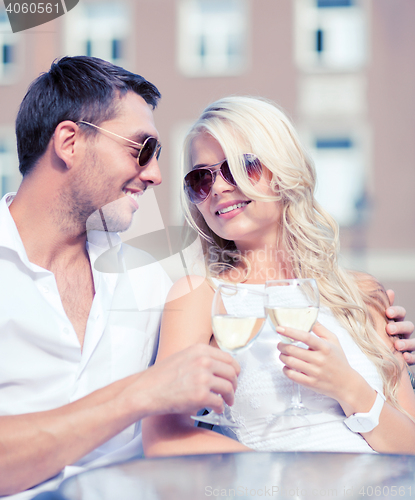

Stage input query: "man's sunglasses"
[
  {"left": 183, "top": 154, "right": 262, "bottom": 204},
  {"left": 77, "top": 121, "right": 161, "bottom": 167}
]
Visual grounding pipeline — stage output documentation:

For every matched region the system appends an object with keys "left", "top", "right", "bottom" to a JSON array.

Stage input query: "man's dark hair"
[{"left": 15, "top": 56, "right": 161, "bottom": 176}]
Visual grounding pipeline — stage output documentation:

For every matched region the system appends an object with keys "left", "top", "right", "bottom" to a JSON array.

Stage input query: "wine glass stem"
[{"left": 291, "top": 381, "right": 304, "bottom": 409}]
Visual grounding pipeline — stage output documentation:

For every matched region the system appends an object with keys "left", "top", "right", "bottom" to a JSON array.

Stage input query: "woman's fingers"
[
  {"left": 277, "top": 324, "right": 347, "bottom": 388},
  {"left": 311, "top": 322, "right": 336, "bottom": 340},
  {"left": 279, "top": 348, "right": 325, "bottom": 379},
  {"left": 276, "top": 323, "right": 356, "bottom": 402},
  {"left": 282, "top": 365, "right": 314, "bottom": 386},
  {"left": 278, "top": 342, "right": 318, "bottom": 363},
  {"left": 276, "top": 326, "right": 318, "bottom": 349},
  {"left": 279, "top": 352, "right": 310, "bottom": 375},
  {"left": 276, "top": 323, "right": 336, "bottom": 350}
]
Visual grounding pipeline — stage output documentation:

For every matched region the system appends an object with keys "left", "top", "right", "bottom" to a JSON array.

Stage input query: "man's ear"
[{"left": 52, "top": 121, "right": 81, "bottom": 170}]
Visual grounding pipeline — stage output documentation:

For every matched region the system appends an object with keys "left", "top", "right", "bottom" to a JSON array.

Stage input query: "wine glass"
[
  {"left": 191, "top": 283, "right": 266, "bottom": 427},
  {"left": 265, "top": 278, "right": 320, "bottom": 417}
]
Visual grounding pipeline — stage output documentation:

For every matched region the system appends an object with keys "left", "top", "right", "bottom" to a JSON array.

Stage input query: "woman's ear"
[{"left": 52, "top": 121, "right": 80, "bottom": 170}]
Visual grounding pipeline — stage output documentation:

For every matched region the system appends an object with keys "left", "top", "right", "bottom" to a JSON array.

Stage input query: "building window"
[
  {"left": 310, "top": 134, "right": 367, "bottom": 226},
  {"left": 295, "top": 0, "right": 367, "bottom": 71},
  {"left": 177, "top": 0, "right": 248, "bottom": 77},
  {"left": 317, "top": 0, "right": 353, "bottom": 7},
  {"left": 64, "top": 3, "right": 128, "bottom": 64},
  {"left": 0, "top": 9, "right": 19, "bottom": 83}
]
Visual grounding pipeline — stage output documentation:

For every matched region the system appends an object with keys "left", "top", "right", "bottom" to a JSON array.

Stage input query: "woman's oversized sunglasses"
[
  {"left": 77, "top": 121, "right": 161, "bottom": 167},
  {"left": 183, "top": 154, "right": 262, "bottom": 204}
]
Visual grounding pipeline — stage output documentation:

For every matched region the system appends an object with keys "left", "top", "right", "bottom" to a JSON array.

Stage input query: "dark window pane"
[
  {"left": 112, "top": 39, "right": 122, "bottom": 60},
  {"left": 85, "top": 40, "right": 92, "bottom": 57},
  {"left": 316, "top": 29, "right": 324, "bottom": 53},
  {"left": 3, "top": 44, "right": 13, "bottom": 64},
  {"left": 316, "top": 138, "right": 353, "bottom": 149},
  {"left": 317, "top": 0, "right": 353, "bottom": 7}
]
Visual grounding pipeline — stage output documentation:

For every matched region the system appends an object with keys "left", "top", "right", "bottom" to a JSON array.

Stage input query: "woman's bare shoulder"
[
  {"left": 158, "top": 276, "right": 215, "bottom": 359},
  {"left": 348, "top": 270, "right": 397, "bottom": 351},
  {"left": 348, "top": 270, "right": 390, "bottom": 309},
  {"left": 165, "top": 275, "right": 214, "bottom": 305}
]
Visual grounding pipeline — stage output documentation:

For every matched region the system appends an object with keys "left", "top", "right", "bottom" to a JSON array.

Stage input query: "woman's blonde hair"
[{"left": 181, "top": 95, "right": 405, "bottom": 409}]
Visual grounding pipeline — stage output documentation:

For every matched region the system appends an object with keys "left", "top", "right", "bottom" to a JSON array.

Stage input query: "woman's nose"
[{"left": 211, "top": 170, "right": 235, "bottom": 196}]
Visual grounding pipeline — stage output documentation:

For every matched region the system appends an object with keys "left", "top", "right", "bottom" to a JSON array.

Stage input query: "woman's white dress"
[{"left": 212, "top": 280, "right": 383, "bottom": 453}]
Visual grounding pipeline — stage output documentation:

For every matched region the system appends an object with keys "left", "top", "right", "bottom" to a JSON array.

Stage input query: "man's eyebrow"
[
  {"left": 127, "top": 132, "right": 149, "bottom": 145},
  {"left": 127, "top": 131, "right": 160, "bottom": 145}
]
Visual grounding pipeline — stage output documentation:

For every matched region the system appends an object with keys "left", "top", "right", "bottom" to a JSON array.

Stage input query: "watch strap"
[{"left": 344, "top": 389, "right": 385, "bottom": 433}]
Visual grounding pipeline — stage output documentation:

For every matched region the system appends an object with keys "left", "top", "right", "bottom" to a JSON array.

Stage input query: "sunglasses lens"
[
  {"left": 243, "top": 154, "right": 262, "bottom": 183},
  {"left": 184, "top": 169, "right": 213, "bottom": 203},
  {"left": 139, "top": 137, "right": 158, "bottom": 166},
  {"left": 184, "top": 155, "right": 262, "bottom": 204},
  {"left": 219, "top": 160, "right": 237, "bottom": 186}
]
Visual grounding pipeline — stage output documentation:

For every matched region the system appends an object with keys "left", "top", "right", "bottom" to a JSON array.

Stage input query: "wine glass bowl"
[
  {"left": 212, "top": 285, "right": 266, "bottom": 353},
  {"left": 265, "top": 278, "right": 320, "bottom": 417},
  {"left": 191, "top": 284, "right": 266, "bottom": 427}
]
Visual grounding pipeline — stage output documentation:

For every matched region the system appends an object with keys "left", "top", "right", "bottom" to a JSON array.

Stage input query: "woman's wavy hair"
[{"left": 180, "top": 95, "right": 406, "bottom": 411}]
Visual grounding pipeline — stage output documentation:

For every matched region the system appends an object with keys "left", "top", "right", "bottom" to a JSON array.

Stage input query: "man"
[
  {"left": 0, "top": 57, "right": 239, "bottom": 497},
  {"left": 0, "top": 56, "right": 412, "bottom": 497}
]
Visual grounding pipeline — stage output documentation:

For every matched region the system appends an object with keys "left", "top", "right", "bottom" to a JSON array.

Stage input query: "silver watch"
[{"left": 344, "top": 389, "right": 386, "bottom": 433}]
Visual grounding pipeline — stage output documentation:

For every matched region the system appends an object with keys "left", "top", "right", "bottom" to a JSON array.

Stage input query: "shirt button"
[
  {"left": 63, "top": 327, "right": 70, "bottom": 334},
  {"left": 43, "top": 286, "right": 49, "bottom": 293}
]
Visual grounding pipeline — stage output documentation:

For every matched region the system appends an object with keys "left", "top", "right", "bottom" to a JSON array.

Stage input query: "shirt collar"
[
  {"left": 0, "top": 193, "right": 33, "bottom": 265},
  {"left": 86, "top": 230, "right": 122, "bottom": 267}
]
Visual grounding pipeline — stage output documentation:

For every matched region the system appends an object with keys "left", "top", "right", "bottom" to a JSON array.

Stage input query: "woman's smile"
[{"left": 214, "top": 200, "right": 252, "bottom": 218}]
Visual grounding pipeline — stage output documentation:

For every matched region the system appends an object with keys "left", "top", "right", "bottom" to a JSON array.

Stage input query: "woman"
[{"left": 142, "top": 96, "right": 415, "bottom": 455}]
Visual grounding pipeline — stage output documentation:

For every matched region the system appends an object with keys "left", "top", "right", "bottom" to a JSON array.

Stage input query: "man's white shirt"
[{"left": 0, "top": 193, "right": 172, "bottom": 499}]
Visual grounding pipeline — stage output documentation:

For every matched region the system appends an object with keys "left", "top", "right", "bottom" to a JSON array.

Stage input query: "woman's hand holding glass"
[
  {"left": 265, "top": 278, "right": 320, "bottom": 417},
  {"left": 276, "top": 322, "right": 361, "bottom": 409}
]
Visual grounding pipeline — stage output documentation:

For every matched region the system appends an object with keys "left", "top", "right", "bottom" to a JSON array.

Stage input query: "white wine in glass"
[
  {"left": 191, "top": 284, "right": 266, "bottom": 427},
  {"left": 212, "top": 315, "right": 265, "bottom": 351},
  {"left": 266, "top": 306, "right": 319, "bottom": 344},
  {"left": 265, "top": 278, "right": 320, "bottom": 417}
]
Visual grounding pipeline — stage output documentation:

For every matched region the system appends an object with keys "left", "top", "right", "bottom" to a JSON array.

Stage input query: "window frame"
[{"left": 177, "top": 0, "right": 249, "bottom": 78}]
